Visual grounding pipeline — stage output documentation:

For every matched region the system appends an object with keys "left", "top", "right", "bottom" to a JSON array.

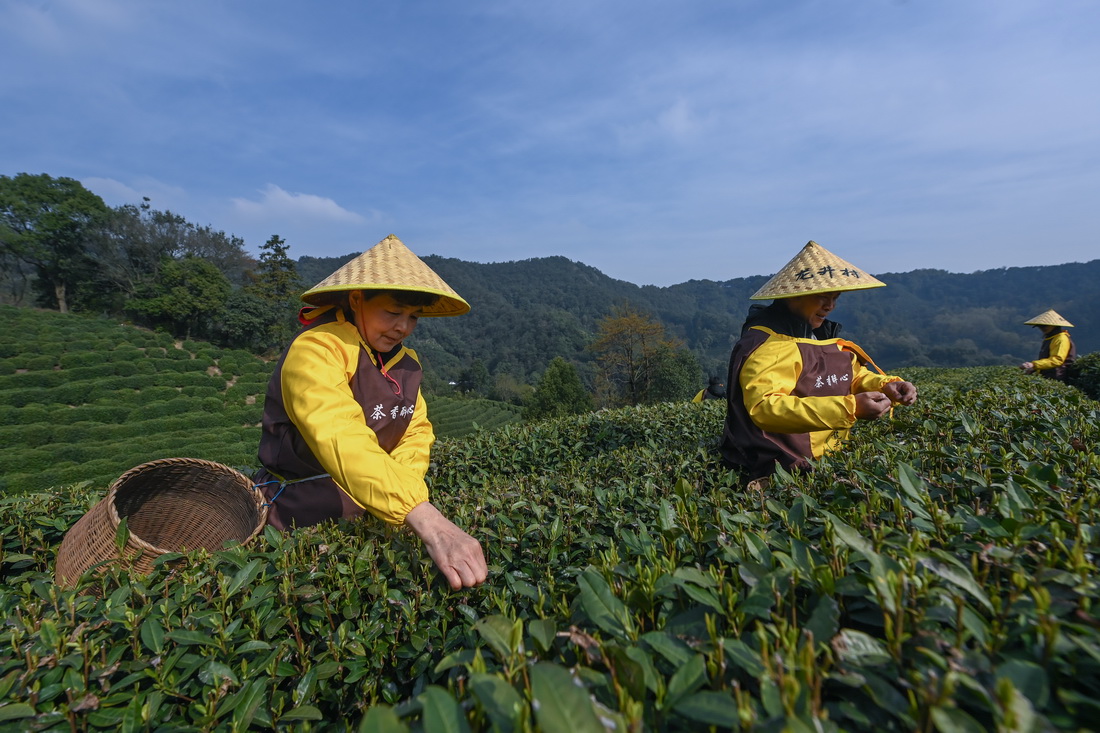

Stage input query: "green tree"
[
  {"left": 648, "top": 343, "right": 704, "bottom": 403},
  {"left": 524, "top": 357, "right": 593, "bottom": 420},
  {"left": 244, "top": 234, "right": 302, "bottom": 350},
  {"left": 218, "top": 289, "right": 276, "bottom": 351},
  {"left": 590, "top": 304, "right": 686, "bottom": 406},
  {"left": 457, "top": 359, "right": 492, "bottom": 397},
  {"left": 129, "top": 256, "right": 232, "bottom": 339},
  {"left": 0, "top": 173, "right": 110, "bottom": 312}
]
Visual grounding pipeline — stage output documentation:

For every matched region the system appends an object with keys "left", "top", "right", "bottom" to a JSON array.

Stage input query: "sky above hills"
[{"left": 3, "top": 0, "right": 1098, "bottom": 287}]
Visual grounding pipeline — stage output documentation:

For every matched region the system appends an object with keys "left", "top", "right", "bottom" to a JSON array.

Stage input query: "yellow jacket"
[
  {"left": 261, "top": 309, "right": 433, "bottom": 526},
  {"left": 737, "top": 328, "right": 902, "bottom": 460},
  {"left": 1031, "top": 331, "right": 1073, "bottom": 372}
]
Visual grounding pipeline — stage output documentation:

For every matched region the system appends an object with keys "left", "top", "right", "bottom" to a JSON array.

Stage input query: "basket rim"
[{"left": 105, "top": 457, "right": 268, "bottom": 555}]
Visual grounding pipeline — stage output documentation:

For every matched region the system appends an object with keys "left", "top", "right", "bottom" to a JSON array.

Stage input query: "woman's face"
[
  {"left": 785, "top": 291, "right": 840, "bottom": 330},
  {"left": 349, "top": 291, "right": 423, "bottom": 352}
]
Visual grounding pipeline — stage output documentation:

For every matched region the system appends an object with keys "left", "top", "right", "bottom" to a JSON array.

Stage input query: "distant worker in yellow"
[
  {"left": 1020, "top": 310, "right": 1076, "bottom": 382},
  {"left": 692, "top": 375, "right": 726, "bottom": 403},
  {"left": 720, "top": 241, "right": 918, "bottom": 480}
]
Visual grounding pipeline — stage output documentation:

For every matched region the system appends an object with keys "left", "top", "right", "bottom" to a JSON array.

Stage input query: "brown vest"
[
  {"left": 721, "top": 328, "right": 855, "bottom": 479},
  {"left": 256, "top": 312, "right": 423, "bottom": 529}
]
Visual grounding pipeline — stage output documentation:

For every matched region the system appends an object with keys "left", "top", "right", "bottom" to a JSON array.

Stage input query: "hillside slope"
[{"left": 299, "top": 252, "right": 1100, "bottom": 384}]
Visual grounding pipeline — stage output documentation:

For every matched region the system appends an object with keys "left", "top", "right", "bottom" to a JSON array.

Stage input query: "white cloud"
[
  {"left": 231, "top": 185, "right": 368, "bottom": 225},
  {"left": 82, "top": 177, "right": 189, "bottom": 210}
]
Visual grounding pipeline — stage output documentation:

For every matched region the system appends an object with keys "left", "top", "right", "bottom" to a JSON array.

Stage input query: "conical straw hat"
[
  {"left": 750, "top": 241, "right": 887, "bottom": 300},
  {"left": 1023, "top": 309, "right": 1074, "bottom": 327},
  {"left": 301, "top": 234, "right": 470, "bottom": 316}
]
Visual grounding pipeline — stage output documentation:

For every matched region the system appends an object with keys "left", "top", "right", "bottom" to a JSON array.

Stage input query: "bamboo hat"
[
  {"left": 301, "top": 234, "right": 470, "bottom": 316},
  {"left": 1024, "top": 309, "right": 1074, "bottom": 328},
  {"left": 750, "top": 241, "right": 887, "bottom": 300}
]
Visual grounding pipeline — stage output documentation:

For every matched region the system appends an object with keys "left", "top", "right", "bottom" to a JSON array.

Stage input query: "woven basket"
[{"left": 55, "top": 457, "right": 269, "bottom": 587}]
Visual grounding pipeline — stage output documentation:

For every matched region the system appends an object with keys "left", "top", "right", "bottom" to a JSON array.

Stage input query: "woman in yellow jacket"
[
  {"left": 1020, "top": 310, "right": 1077, "bottom": 382},
  {"left": 720, "top": 241, "right": 918, "bottom": 480},
  {"left": 255, "top": 235, "right": 487, "bottom": 590}
]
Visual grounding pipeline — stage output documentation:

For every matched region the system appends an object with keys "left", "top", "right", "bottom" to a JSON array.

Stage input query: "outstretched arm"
[{"left": 404, "top": 502, "right": 488, "bottom": 590}]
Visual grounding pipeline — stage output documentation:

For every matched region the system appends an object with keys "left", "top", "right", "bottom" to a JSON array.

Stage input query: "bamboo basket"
[{"left": 55, "top": 457, "right": 268, "bottom": 587}]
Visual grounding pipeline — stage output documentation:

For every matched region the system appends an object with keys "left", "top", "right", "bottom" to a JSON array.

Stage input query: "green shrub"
[
  {"left": 106, "top": 345, "right": 144, "bottom": 361},
  {"left": 109, "top": 360, "right": 139, "bottom": 377},
  {"left": 52, "top": 381, "right": 99, "bottom": 406},
  {"left": 181, "top": 385, "right": 220, "bottom": 400},
  {"left": 0, "top": 386, "right": 51, "bottom": 408},
  {"left": 58, "top": 351, "right": 106, "bottom": 369},
  {"left": 20, "top": 355, "right": 57, "bottom": 370},
  {"left": 1068, "top": 351, "right": 1100, "bottom": 401},
  {"left": 149, "top": 358, "right": 190, "bottom": 373},
  {"left": 131, "top": 357, "right": 156, "bottom": 374},
  {"left": 135, "top": 385, "right": 178, "bottom": 401},
  {"left": 0, "top": 404, "right": 55, "bottom": 425},
  {"left": 163, "top": 347, "right": 192, "bottom": 361},
  {"left": 72, "top": 405, "right": 131, "bottom": 423},
  {"left": 0, "top": 371, "right": 64, "bottom": 390},
  {"left": 225, "top": 383, "right": 267, "bottom": 403},
  {"left": 130, "top": 398, "right": 196, "bottom": 420}
]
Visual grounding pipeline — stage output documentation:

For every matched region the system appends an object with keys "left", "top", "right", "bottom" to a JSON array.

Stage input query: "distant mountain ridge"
[{"left": 296, "top": 253, "right": 1100, "bottom": 389}]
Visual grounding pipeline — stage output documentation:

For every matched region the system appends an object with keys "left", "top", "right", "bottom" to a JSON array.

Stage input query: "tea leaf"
[
  {"left": 0, "top": 703, "right": 35, "bottom": 723},
  {"left": 673, "top": 690, "right": 738, "bottom": 727},
  {"left": 475, "top": 615, "right": 522, "bottom": 662},
  {"left": 578, "top": 568, "right": 633, "bottom": 639},
  {"left": 139, "top": 618, "right": 164, "bottom": 654},
  {"left": 664, "top": 654, "right": 706, "bottom": 710},
  {"left": 929, "top": 706, "right": 986, "bottom": 733},
  {"left": 419, "top": 685, "right": 472, "bottom": 733},
  {"left": 469, "top": 674, "right": 524, "bottom": 731},
  {"left": 281, "top": 705, "right": 323, "bottom": 721},
  {"left": 358, "top": 704, "right": 409, "bottom": 732},
  {"left": 114, "top": 517, "right": 129, "bottom": 552},
  {"left": 918, "top": 551, "right": 994, "bottom": 613},
  {"left": 530, "top": 663, "right": 604, "bottom": 733},
  {"left": 528, "top": 617, "right": 556, "bottom": 654}
]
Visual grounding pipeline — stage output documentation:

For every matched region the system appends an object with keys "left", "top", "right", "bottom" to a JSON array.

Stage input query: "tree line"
[
  {"left": 5, "top": 171, "right": 1097, "bottom": 416},
  {"left": 1, "top": 173, "right": 302, "bottom": 353},
  {"left": 0, "top": 173, "right": 702, "bottom": 414}
]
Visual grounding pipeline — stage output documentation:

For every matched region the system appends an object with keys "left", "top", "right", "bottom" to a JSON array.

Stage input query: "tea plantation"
[
  {"left": 2, "top": 307, "right": 1100, "bottom": 731},
  {"left": 0, "top": 306, "right": 521, "bottom": 494}
]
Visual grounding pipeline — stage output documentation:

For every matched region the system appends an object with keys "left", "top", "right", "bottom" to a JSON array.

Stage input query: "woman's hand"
[
  {"left": 404, "top": 502, "right": 488, "bottom": 590},
  {"left": 854, "top": 391, "right": 893, "bottom": 420},
  {"left": 881, "top": 380, "right": 918, "bottom": 406}
]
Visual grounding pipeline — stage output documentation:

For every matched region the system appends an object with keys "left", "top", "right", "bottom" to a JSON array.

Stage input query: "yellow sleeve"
[
  {"left": 1031, "top": 332, "right": 1070, "bottom": 371},
  {"left": 852, "top": 363, "right": 903, "bottom": 394},
  {"left": 280, "top": 328, "right": 428, "bottom": 525},
  {"left": 740, "top": 338, "right": 857, "bottom": 433}
]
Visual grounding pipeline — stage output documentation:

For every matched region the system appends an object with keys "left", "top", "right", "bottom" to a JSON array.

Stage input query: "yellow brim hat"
[
  {"left": 300, "top": 234, "right": 470, "bottom": 317},
  {"left": 1023, "top": 309, "right": 1074, "bottom": 328},
  {"left": 750, "top": 241, "right": 887, "bottom": 300}
]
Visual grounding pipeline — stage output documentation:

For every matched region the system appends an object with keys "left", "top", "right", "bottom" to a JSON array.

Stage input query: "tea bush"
[
  {"left": 1069, "top": 351, "right": 1100, "bottom": 400},
  {"left": 3, "top": 306, "right": 1099, "bottom": 730},
  {"left": 427, "top": 396, "right": 524, "bottom": 438}
]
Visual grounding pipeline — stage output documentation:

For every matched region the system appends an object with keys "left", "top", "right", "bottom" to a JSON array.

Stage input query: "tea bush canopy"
[{"left": 2, "top": 323, "right": 1100, "bottom": 729}]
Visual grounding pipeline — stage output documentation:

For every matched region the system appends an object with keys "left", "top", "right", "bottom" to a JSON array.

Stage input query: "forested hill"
[{"left": 296, "top": 253, "right": 1100, "bottom": 387}]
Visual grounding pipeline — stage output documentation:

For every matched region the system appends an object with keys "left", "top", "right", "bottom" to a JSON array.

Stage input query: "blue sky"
[{"left": 3, "top": 0, "right": 1098, "bottom": 287}]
